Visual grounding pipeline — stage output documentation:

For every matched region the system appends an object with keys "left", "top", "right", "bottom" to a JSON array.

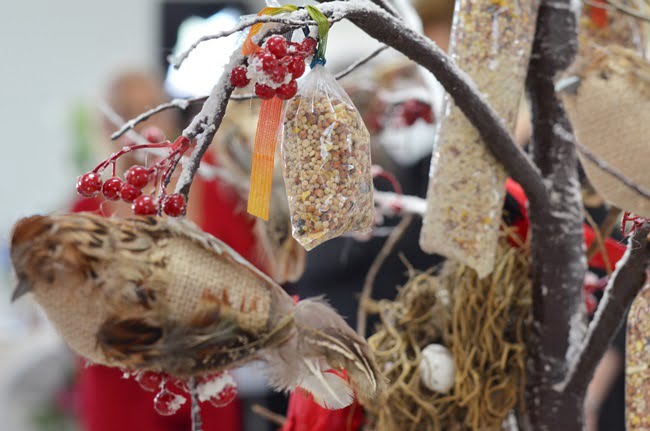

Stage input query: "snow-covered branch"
[{"left": 559, "top": 223, "right": 650, "bottom": 395}]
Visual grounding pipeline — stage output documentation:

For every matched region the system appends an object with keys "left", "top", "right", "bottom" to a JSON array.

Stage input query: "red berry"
[
  {"left": 254, "top": 83, "right": 276, "bottom": 100},
  {"left": 209, "top": 385, "right": 237, "bottom": 408},
  {"left": 270, "top": 65, "right": 288, "bottom": 84},
  {"left": 153, "top": 389, "right": 185, "bottom": 416},
  {"left": 76, "top": 172, "right": 103, "bottom": 198},
  {"left": 163, "top": 194, "right": 186, "bottom": 217},
  {"left": 125, "top": 165, "right": 151, "bottom": 189},
  {"left": 276, "top": 80, "right": 298, "bottom": 100},
  {"left": 230, "top": 66, "right": 250, "bottom": 88},
  {"left": 283, "top": 56, "right": 305, "bottom": 79},
  {"left": 136, "top": 371, "right": 164, "bottom": 392},
  {"left": 265, "top": 35, "right": 288, "bottom": 58},
  {"left": 133, "top": 195, "right": 159, "bottom": 215},
  {"left": 255, "top": 51, "right": 277, "bottom": 74},
  {"left": 102, "top": 177, "right": 123, "bottom": 200},
  {"left": 143, "top": 126, "right": 164, "bottom": 143},
  {"left": 120, "top": 183, "right": 142, "bottom": 203},
  {"left": 299, "top": 37, "right": 317, "bottom": 57}
]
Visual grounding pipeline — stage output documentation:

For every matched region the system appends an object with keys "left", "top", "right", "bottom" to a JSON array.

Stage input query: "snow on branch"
[{"left": 558, "top": 222, "right": 650, "bottom": 395}]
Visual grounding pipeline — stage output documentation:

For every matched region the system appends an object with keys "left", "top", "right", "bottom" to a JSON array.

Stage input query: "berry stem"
[{"left": 92, "top": 142, "right": 172, "bottom": 174}]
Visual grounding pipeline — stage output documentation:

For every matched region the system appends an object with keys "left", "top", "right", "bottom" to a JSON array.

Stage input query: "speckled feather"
[{"left": 10, "top": 213, "right": 383, "bottom": 408}]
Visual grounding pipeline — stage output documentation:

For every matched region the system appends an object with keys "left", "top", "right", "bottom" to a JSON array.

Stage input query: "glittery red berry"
[
  {"left": 125, "top": 165, "right": 151, "bottom": 189},
  {"left": 299, "top": 37, "right": 317, "bottom": 57},
  {"left": 101, "top": 177, "right": 123, "bottom": 201},
  {"left": 143, "top": 126, "right": 164, "bottom": 143},
  {"left": 76, "top": 172, "right": 103, "bottom": 198},
  {"left": 230, "top": 66, "right": 250, "bottom": 88},
  {"left": 209, "top": 385, "right": 237, "bottom": 408},
  {"left": 136, "top": 371, "right": 164, "bottom": 392},
  {"left": 276, "top": 80, "right": 298, "bottom": 100},
  {"left": 265, "top": 35, "right": 288, "bottom": 58},
  {"left": 163, "top": 193, "right": 186, "bottom": 217},
  {"left": 256, "top": 51, "right": 277, "bottom": 74},
  {"left": 270, "top": 65, "right": 288, "bottom": 84},
  {"left": 153, "top": 389, "right": 185, "bottom": 416},
  {"left": 120, "top": 183, "right": 142, "bottom": 203},
  {"left": 133, "top": 195, "right": 158, "bottom": 215},
  {"left": 254, "top": 83, "right": 276, "bottom": 100},
  {"left": 283, "top": 55, "right": 305, "bottom": 79}
]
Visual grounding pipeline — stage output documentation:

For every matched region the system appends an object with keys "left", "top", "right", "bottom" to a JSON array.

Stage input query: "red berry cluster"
[
  {"left": 131, "top": 370, "right": 238, "bottom": 416},
  {"left": 76, "top": 130, "right": 190, "bottom": 217},
  {"left": 230, "top": 36, "right": 317, "bottom": 100}
]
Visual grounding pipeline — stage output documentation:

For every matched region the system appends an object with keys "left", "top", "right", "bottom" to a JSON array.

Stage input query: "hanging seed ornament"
[
  {"left": 10, "top": 213, "right": 384, "bottom": 410},
  {"left": 419, "top": 0, "right": 538, "bottom": 278},
  {"left": 280, "top": 7, "right": 373, "bottom": 250},
  {"left": 626, "top": 275, "right": 650, "bottom": 431}
]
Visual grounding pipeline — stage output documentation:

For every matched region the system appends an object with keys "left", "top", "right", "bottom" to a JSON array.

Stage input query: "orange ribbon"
[{"left": 247, "top": 97, "right": 283, "bottom": 220}]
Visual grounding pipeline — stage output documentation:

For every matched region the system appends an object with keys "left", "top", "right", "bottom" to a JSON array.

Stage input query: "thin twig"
[
  {"left": 558, "top": 223, "right": 650, "bottom": 394},
  {"left": 111, "top": 96, "right": 207, "bottom": 140},
  {"left": 188, "top": 378, "right": 204, "bottom": 431},
  {"left": 170, "top": 13, "right": 344, "bottom": 69},
  {"left": 251, "top": 404, "right": 286, "bottom": 427},
  {"left": 554, "top": 124, "right": 650, "bottom": 200},
  {"left": 357, "top": 214, "right": 414, "bottom": 337}
]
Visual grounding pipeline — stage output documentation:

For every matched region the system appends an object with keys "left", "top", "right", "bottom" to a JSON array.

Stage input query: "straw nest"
[{"left": 364, "top": 238, "right": 532, "bottom": 430}]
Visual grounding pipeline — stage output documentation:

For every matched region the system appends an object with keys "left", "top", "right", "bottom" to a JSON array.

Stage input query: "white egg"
[{"left": 419, "top": 343, "right": 455, "bottom": 393}]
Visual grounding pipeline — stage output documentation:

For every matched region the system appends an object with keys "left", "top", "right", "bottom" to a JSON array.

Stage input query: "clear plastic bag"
[
  {"left": 281, "top": 64, "right": 373, "bottom": 250},
  {"left": 419, "top": 0, "right": 538, "bottom": 278}
]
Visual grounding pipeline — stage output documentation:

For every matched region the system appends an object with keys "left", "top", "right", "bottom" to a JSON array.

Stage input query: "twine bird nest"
[{"left": 365, "top": 238, "right": 532, "bottom": 431}]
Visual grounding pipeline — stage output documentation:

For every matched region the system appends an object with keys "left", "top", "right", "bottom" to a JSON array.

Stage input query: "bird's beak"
[{"left": 11, "top": 279, "right": 31, "bottom": 302}]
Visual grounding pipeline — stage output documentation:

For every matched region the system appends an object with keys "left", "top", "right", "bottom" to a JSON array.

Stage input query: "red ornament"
[
  {"left": 133, "top": 195, "right": 158, "bottom": 215},
  {"left": 163, "top": 193, "right": 186, "bottom": 217},
  {"left": 284, "top": 55, "right": 306, "bottom": 79},
  {"left": 125, "top": 165, "right": 151, "bottom": 189},
  {"left": 136, "top": 371, "right": 164, "bottom": 392},
  {"left": 276, "top": 80, "right": 298, "bottom": 100},
  {"left": 255, "top": 83, "right": 276, "bottom": 100},
  {"left": 120, "top": 183, "right": 142, "bottom": 203},
  {"left": 153, "top": 389, "right": 185, "bottom": 416},
  {"left": 76, "top": 172, "right": 103, "bottom": 198},
  {"left": 256, "top": 51, "right": 278, "bottom": 74},
  {"left": 209, "top": 385, "right": 238, "bottom": 408},
  {"left": 101, "top": 177, "right": 123, "bottom": 201},
  {"left": 265, "top": 35, "right": 288, "bottom": 58},
  {"left": 270, "top": 65, "right": 289, "bottom": 84},
  {"left": 230, "top": 66, "right": 250, "bottom": 88},
  {"left": 298, "top": 37, "right": 317, "bottom": 58}
]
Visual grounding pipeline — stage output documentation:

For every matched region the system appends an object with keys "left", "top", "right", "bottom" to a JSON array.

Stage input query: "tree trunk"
[{"left": 525, "top": 1, "right": 586, "bottom": 430}]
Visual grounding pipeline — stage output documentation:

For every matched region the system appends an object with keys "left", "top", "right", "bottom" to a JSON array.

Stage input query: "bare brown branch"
[{"left": 559, "top": 223, "right": 650, "bottom": 394}]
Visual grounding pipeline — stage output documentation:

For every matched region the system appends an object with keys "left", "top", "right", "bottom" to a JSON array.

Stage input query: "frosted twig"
[
  {"left": 558, "top": 223, "right": 650, "bottom": 394},
  {"left": 357, "top": 213, "right": 414, "bottom": 337},
  {"left": 554, "top": 124, "right": 650, "bottom": 200},
  {"left": 111, "top": 96, "right": 207, "bottom": 140},
  {"left": 188, "top": 378, "right": 204, "bottom": 431},
  {"left": 336, "top": 45, "right": 389, "bottom": 79}
]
